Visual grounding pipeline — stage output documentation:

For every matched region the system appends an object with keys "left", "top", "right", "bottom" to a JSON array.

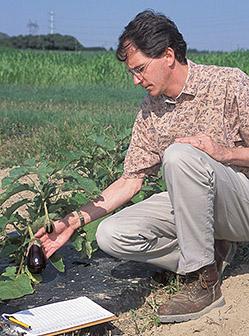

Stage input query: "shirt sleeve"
[
  {"left": 122, "top": 99, "right": 161, "bottom": 179},
  {"left": 234, "top": 69, "right": 249, "bottom": 146}
]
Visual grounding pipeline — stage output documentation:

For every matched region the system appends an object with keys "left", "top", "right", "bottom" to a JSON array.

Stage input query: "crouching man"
[{"left": 36, "top": 10, "right": 249, "bottom": 323}]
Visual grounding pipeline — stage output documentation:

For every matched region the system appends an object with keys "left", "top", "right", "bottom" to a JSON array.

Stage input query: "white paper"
[{"left": 2, "top": 296, "right": 115, "bottom": 335}]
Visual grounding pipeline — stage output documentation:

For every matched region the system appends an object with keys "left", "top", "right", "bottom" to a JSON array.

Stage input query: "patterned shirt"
[{"left": 123, "top": 60, "right": 249, "bottom": 178}]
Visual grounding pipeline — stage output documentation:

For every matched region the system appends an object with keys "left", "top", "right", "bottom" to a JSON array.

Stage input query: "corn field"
[
  {"left": 0, "top": 48, "right": 249, "bottom": 87},
  {"left": 188, "top": 50, "right": 249, "bottom": 73},
  {"left": 0, "top": 48, "right": 131, "bottom": 87}
]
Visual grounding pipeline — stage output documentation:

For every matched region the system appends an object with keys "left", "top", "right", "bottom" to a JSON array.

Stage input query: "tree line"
[{"left": 0, "top": 33, "right": 106, "bottom": 51}]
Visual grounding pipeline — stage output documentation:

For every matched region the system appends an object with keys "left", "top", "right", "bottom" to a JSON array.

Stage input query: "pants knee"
[
  {"left": 96, "top": 217, "right": 116, "bottom": 256},
  {"left": 96, "top": 215, "right": 158, "bottom": 258},
  {"left": 162, "top": 143, "right": 214, "bottom": 174},
  {"left": 163, "top": 143, "right": 196, "bottom": 166}
]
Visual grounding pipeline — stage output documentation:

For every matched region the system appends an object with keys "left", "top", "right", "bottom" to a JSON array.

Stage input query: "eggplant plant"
[
  {"left": 0, "top": 130, "right": 163, "bottom": 302},
  {"left": 0, "top": 157, "right": 100, "bottom": 301}
]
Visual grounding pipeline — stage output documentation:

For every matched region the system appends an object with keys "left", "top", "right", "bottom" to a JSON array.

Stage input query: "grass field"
[
  {"left": 0, "top": 48, "right": 249, "bottom": 304},
  {"left": 0, "top": 48, "right": 249, "bottom": 169},
  {"left": 0, "top": 85, "right": 144, "bottom": 167}
]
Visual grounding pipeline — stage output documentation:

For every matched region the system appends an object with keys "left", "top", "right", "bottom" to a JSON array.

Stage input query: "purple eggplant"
[
  {"left": 27, "top": 243, "right": 46, "bottom": 274},
  {"left": 45, "top": 222, "right": 54, "bottom": 234}
]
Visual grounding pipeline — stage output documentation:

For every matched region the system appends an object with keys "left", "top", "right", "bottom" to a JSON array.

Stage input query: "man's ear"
[{"left": 164, "top": 47, "right": 176, "bottom": 67}]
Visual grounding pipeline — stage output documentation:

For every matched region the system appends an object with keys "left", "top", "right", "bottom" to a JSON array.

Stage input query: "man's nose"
[{"left": 133, "top": 74, "right": 142, "bottom": 86}]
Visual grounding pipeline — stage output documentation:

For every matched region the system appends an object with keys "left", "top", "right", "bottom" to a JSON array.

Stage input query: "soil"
[
  {"left": 1, "top": 168, "right": 249, "bottom": 336},
  {"left": 112, "top": 262, "right": 249, "bottom": 336}
]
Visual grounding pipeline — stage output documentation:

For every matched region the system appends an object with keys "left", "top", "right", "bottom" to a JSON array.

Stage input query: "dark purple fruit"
[
  {"left": 27, "top": 243, "right": 46, "bottom": 274},
  {"left": 45, "top": 222, "right": 54, "bottom": 234}
]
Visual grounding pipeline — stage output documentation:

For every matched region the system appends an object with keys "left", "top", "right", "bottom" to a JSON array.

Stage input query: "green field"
[
  {"left": 0, "top": 49, "right": 145, "bottom": 167},
  {"left": 1, "top": 48, "right": 249, "bottom": 300},
  {"left": 0, "top": 48, "right": 249, "bottom": 169}
]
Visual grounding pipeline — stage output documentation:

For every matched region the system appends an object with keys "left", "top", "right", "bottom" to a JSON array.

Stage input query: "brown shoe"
[
  {"left": 158, "top": 263, "right": 225, "bottom": 323},
  {"left": 214, "top": 240, "right": 237, "bottom": 277}
]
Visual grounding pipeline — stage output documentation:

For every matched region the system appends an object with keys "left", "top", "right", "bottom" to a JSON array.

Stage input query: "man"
[{"left": 36, "top": 10, "right": 249, "bottom": 323}]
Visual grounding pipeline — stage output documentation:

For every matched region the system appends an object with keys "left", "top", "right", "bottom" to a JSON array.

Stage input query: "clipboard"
[{"left": 2, "top": 297, "right": 117, "bottom": 336}]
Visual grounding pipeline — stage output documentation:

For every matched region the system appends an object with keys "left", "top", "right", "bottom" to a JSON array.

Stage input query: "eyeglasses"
[{"left": 128, "top": 58, "right": 154, "bottom": 79}]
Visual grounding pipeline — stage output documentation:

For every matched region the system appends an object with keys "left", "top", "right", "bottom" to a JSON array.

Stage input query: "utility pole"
[
  {"left": 49, "top": 11, "right": 55, "bottom": 34},
  {"left": 27, "top": 20, "right": 39, "bottom": 35}
]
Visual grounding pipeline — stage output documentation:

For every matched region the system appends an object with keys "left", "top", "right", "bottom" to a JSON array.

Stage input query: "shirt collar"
[
  {"left": 181, "top": 60, "right": 198, "bottom": 96},
  {"left": 164, "top": 59, "right": 198, "bottom": 104}
]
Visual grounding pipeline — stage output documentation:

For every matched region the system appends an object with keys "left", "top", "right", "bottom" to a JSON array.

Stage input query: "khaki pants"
[{"left": 96, "top": 144, "right": 249, "bottom": 275}]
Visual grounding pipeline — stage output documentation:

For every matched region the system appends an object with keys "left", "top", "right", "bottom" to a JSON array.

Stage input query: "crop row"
[
  {"left": 0, "top": 48, "right": 249, "bottom": 87},
  {"left": 0, "top": 48, "right": 131, "bottom": 87}
]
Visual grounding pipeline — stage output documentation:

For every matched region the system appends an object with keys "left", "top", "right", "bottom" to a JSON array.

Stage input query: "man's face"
[{"left": 125, "top": 45, "right": 173, "bottom": 97}]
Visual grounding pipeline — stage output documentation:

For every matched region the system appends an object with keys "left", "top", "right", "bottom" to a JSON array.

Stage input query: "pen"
[{"left": 3, "top": 315, "right": 31, "bottom": 330}]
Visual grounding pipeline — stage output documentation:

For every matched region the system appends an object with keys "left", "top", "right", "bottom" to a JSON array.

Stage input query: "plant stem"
[
  {"left": 17, "top": 254, "right": 25, "bottom": 275},
  {"left": 44, "top": 200, "right": 50, "bottom": 225},
  {"left": 28, "top": 224, "right": 34, "bottom": 240}
]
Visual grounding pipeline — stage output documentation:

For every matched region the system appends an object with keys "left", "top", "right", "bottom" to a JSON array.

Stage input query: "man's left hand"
[{"left": 175, "top": 134, "right": 231, "bottom": 163}]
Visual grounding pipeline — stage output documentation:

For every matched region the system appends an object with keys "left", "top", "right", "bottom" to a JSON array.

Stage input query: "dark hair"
[{"left": 116, "top": 10, "right": 187, "bottom": 64}]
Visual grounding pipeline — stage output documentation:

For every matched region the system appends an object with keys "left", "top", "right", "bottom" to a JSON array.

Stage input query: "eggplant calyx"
[{"left": 45, "top": 221, "right": 54, "bottom": 234}]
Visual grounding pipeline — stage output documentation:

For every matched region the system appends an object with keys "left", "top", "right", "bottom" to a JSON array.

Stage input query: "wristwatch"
[{"left": 74, "top": 210, "right": 85, "bottom": 226}]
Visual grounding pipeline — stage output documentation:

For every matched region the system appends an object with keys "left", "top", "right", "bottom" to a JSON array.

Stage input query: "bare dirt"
[
  {"left": 112, "top": 262, "right": 249, "bottom": 336},
  {"left": 1, "top": 168, "right": 249, "bottom": 336}
]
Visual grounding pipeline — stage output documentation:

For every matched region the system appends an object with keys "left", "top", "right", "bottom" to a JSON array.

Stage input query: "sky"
[{"left": 0, "top": 0, "right": 249, "bottom": 52}]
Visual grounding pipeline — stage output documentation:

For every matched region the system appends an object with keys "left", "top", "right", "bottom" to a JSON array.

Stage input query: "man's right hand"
[
  {"left": 35, "top": 176, "right": 143, "bottom": 259},
  {"left": 35, "top": 213, "right": 80, "bottom": 259}
]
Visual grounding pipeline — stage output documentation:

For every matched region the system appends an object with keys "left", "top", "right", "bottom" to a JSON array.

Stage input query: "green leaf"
[
  {"left": 1, "top": 166, "right": 29, "bottom": 188},
  {"left": 37, "top": 162, "right": 54, "bottom": 184},
  {"left": 83, "top": 219, "right": 101, "bottom": 243},
  {"left": 0, "top": 273, "right": 34, "bottom": 300},
  {"left": 57, "top": 151, "right": 82, "bottom": 169},
  {"left": 62, "top": 180, "right": 79, "bottom": 191},
  {"left": 70, "top": 192, "right": 88, "bottom": 207},
  {"left": 0, "top": 240, "right": 19, "bottom": 258},
  {"left": 9, "top": 166, "right": 29, "bottom": 177},
  {"left": 23, "top": 158, "right": 36, "bottom": 167},
  {"left": 117, "top": 127, "right": 132, "bottom": 140},
  {"left": 49, "top": 254, "right": 65, "bottom": 272},
  {"left": 4, "top": 198, "right": 31, "bottom": 218},
  {"left": 1, "top": 266, "right": 17, "bottom": 280},
  {"left": 94, "top": 135, "right": 116, "bottom": 151},
  {"left": 85, "top": 241, "right": 93, "bottom": 259},
  {"left": 131, "top": 191, "right": 146, "bottom": 204},
  {"left": 0, "top": 183, "right": 37, "bottom": 206},
  {"left": 0, "top": 216, "right": 9, "bottom": 230},
  {"left": 63, "top": 172, "right": 99, "bottom": 195},
  {"left": 157, "top": 178, "right": 167, "bottom": 191},
  {"left": 71, "top": 232, "right": 85, "bottom": 252},
  {"left": 48, "top": 200, "right": 68, "bottom": 214},
  {"left": 142, "top": 185, "right": 156, "bottom": 192},
  {"left": 31, "top": 215, "right": 46, "bottom": 232},
  {"left": 0, "top": 177, "right": 12, "bottom": 189},
  {"left": 77, "top": 177, "right": 99, "bottom": 194},
  {"left": 42, "top": 182, "right": 56, "bottom": 199},
  {"left": 25, "top": 266, "right": 42, "bottom": 284}
]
